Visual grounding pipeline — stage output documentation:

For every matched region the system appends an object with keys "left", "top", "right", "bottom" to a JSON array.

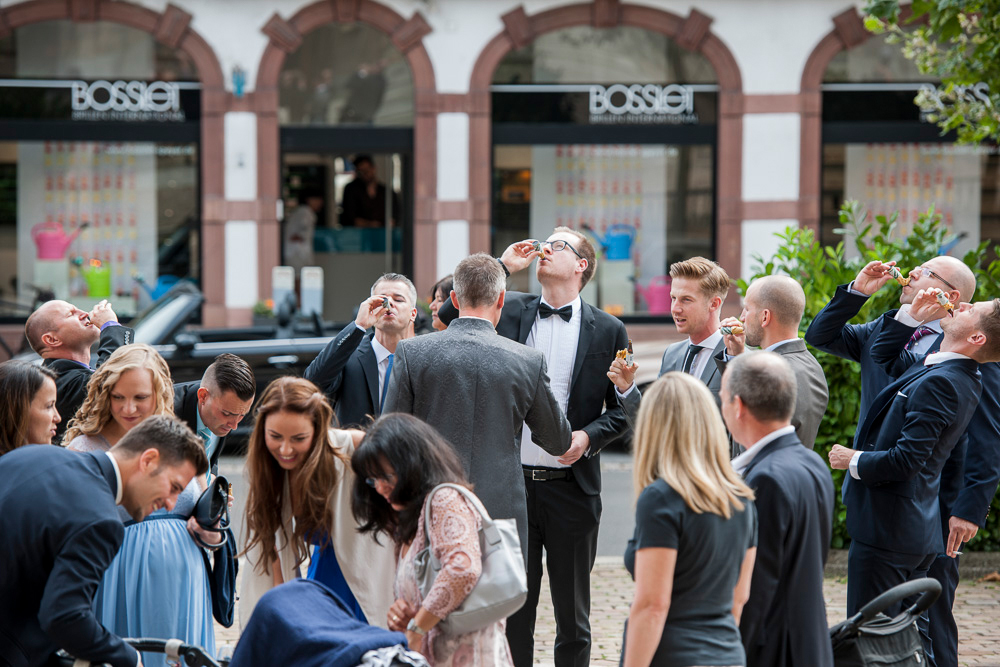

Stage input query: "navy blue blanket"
[{"left": 230, "top": 580, "right": 406, "bottom": 667}]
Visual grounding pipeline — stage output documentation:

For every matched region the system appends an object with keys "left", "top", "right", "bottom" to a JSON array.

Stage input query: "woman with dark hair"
[
  {"left": 428, "top": 274, "right": 453, "bottom": 332},
  {"left": 352, "top": 413, "right": 514, "bottom": 666},
  {"left": 0, "top": 360, "right": 59, "bottom": 455},
  {"left": 239, "top": 375, "right": 394, "bottom": 629}
]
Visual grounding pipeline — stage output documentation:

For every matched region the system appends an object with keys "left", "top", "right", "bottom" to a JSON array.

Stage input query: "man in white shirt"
[
  {"left": 717, "top": 275, "right": 829, "bottom": 449},
  {"left": 722, "top": 351, "right": 835, "bottom": 667}
]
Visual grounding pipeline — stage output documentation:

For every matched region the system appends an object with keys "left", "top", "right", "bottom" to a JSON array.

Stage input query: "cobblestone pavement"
[{"left": 216, "top": 560, "right": 1000, "bottom": 665}]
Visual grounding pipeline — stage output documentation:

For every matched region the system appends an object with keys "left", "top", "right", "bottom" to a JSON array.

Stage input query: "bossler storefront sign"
[
  {"left": 0, "top": 79, "right": 201, "bottom": 123},
  {"left": 588, "top": 84, "right": 698, "bottom": 125}
]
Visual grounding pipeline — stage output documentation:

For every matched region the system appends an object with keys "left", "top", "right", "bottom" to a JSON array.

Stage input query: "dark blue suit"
[
  {"left": 868, "top": 315, "right": 1000, "bottom": 667},
  {"left": 740, "top": 432, "right": 834, "bottom": 667},
  {"left": 304, "top": 323, "right": 381, "bottom": 428},
  {"left": 0, "top": 446, "right": 137, "bottom": 667}
]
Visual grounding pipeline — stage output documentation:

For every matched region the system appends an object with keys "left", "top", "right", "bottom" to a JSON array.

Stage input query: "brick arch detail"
[
  {"left": 0, "top": 0, "right": 229, "bottom": 323},
  {"left": 467, "top": 2, "right": 745, "bottom": 284},
  {"left": 254, "top": 0, "right": 437, "bottom": 297},
  {"left": 798, "top": 5, "right": 921, "bottom": 233}
]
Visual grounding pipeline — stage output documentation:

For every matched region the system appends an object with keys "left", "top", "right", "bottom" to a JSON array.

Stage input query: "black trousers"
[
  {"left": 847, "top": 540, "right": 937, "bottom": 667},
  {"left": 506, "top": 472, "right": 601, "bottom": 667},
  {"left": 926, "top": 554, "right": 960, "bottom": 667}
]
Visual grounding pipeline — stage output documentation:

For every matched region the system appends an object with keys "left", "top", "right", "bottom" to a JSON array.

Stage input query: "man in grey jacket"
[{"left": 383, "top": 253, "right": 572, "bottom": 555}]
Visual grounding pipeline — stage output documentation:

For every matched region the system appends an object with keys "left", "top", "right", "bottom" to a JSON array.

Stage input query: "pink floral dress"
[{"left": 396, "top": 487, "right": 514, "bottom": 667}]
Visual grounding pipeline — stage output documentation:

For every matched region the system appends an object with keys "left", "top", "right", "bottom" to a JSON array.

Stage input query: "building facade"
[{"left": 1, "top": 0, "right": 995, "bottom": 331}]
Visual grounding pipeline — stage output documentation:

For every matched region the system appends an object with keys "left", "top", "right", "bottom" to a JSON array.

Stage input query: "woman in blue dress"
[
  {"left": 239, "top": 376, "right": 395, "bottom": 628},
  {"left": 65, "top": 344, "right": 217, "bottom": 666}
]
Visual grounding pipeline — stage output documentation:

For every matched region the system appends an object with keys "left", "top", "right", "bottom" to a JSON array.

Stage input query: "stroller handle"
[
  {"left": 856, "top": 577, "right": 942, "bottom": 623},
  {"left": 55, "top": 637, "right": 226, "bottom": 667}
]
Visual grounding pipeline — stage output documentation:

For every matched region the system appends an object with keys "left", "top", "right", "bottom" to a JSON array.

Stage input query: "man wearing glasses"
[
  {"left": 807, "top": 257, "right": 1000, "bottom": 667},
  {"left": 440, "top": 228, "right": 629, "bottom": 667}
]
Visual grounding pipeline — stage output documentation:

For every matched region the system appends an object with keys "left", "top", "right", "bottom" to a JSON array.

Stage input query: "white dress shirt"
[
  {"left": 731, "top": 425, "right": 796, "bottom": 475},
  {"left": 105, "top": 451, "right": 124, "bottom": 504},
  {"left": 521, "top": 296, "right": 582, "bottom": 468},
  {"left": 370, "top": 335, "right": 394, "bottom": 403},
  {"left": 848, "top": 350, "right": 972, "bottom": 479},
  {"left": 688, "top": 329, "right": 723, "bottom": 379}
]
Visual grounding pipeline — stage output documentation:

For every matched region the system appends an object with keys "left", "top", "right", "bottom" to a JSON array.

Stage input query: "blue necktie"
[{"left": 380, "top": 354, "right": 394, "bottom": 412}]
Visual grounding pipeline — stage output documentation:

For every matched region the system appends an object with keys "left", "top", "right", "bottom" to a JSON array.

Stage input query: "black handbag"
[
  {"left": 194, "top": 475, "right": 238, "bottom": 628},
  {"left": 829, "top": 577, "right": 941, "bottom": 666}
]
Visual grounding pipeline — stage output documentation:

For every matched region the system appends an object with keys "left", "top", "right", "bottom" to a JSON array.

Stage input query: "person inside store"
[
  {"left": 340, "top": 155, "right": 398, "bottom": 229},
  {"left": 621, "top": 371, "right": 756, "bottom": 667},
  {"left": 0, "top": 415, "right": 206, "bottom": 667},
  {"left": 351, "top": 413, "right": 514, "bottom": 666},
  {"left": 24, "top": 297, "right": 134, "bottom": 442},
  {"left": 283, "top": 188, "right": 324, "bottom": 275},
  {"left": 239, "top": 376, "right": 394, "bottom": 630},
  {"left": 428, "top": 274, "right": 453, "bottom": 332},
  {"left": 64, "top": 344, "right": 223, "bottom": 667},
  {"left": 0, "top": 360, "right": 59, "bottom": 456}
]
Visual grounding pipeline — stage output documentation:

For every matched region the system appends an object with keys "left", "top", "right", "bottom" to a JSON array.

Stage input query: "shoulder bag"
[{"left": 194, "top": 475, "right": 238, "bottom": 627}]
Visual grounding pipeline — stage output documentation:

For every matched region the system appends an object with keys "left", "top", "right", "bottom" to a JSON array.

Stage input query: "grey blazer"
[
  {"left": 382, "top": 317, "right": 572, "bottom": 555},
  {"left": 714, "top": 339, "right": 830, "bottom": 449},
  {"left": 658, "top": 337, "right": 726, "bottom": 405}
]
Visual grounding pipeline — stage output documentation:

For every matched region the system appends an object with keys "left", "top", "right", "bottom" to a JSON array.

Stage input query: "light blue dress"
[{"left": 95, "top": 477, "right": 215, "bottom": 666}]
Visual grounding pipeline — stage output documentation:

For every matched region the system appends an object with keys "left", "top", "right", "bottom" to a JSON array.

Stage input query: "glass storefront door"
[{"left": 281, "top": 151, "right": 407, "bottom": 322}]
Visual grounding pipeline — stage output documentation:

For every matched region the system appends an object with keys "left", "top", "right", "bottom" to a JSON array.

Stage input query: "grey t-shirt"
[{"left": 623, "top": 478, "right": 757, "bottom": 667}]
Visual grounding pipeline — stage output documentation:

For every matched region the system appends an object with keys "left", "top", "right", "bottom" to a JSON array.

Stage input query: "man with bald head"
[
  {"left": 24, "top": 299, "right": 133, "bottom": 442},
  {"left": 716, "top": 275, "right": 829, "bottom": 448}
]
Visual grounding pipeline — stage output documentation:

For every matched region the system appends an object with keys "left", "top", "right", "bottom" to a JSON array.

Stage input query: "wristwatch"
[{"left": 407, "top": 618, "right": 428, "bottom": 636}]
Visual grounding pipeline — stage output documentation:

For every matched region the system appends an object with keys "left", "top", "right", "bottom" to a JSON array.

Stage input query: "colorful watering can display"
[
  {"left": 586, "top": 223, "right": 636, "bottom": 260},
  {"left": 82, "top": 259, "right": 111, "bottom": 298},
  {"left": 635, "top": 275, "right": 672, "bottom": 314},
  {"left": 31, "top": 221, "right": 89, "bottom": 260}
]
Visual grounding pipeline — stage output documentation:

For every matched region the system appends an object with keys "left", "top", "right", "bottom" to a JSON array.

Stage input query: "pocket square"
[{"left": 896, "top": 391, "right": 908, "bottom": 398}]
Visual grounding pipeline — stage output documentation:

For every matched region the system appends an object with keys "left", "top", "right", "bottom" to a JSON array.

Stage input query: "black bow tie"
[{"left": 538, "top": 303, "right": 573, "bottom": 322}]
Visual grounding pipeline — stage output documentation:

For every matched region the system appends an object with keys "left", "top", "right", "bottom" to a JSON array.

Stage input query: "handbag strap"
[{"left": 421, "top": 483, "right": 500, "bottom": 548}]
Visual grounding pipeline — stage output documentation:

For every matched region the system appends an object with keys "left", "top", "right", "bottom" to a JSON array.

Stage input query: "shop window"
[
  {"left": 491, "top": 26, "right": 717, "bottom": 317},
  {"left": 0, "top": 21, "right": 201, "bottom": 319},
  {"left": 278, "top": 23, "right": 413, "bottom": 126}
]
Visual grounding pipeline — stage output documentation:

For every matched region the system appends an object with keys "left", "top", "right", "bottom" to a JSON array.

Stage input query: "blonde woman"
[
  {"left": 66, "top": 344, "right": 219, "bottom": 666},
  {"left": 622, "top": 372, "right": 757, "bottom": 667},
  {"left": 64, "top": 344, "right": 174, "bottom": 451}
]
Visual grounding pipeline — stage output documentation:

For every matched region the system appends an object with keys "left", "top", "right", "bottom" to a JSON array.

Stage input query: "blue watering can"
[{"left": 585, "top": 223, "right": 636, "bottom": 260}]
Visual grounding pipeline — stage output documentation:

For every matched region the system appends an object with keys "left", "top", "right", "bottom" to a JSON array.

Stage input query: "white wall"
[
  {"left": 225, "top": 220, "right": 259, "bottom": 307},
  {"left": 743, "top": 113, "right": 801, "bottom": 202},
  {"left": 224, "top": 112, "right": 257, "bottom": 200},
  {"left": 741, "top": 219, "right": 797, "bottom": 281}
]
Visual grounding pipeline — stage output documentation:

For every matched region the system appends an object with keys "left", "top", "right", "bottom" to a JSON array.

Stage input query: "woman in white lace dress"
[{"left": 351, "top": 413, "right": 514, "bottom": 667}]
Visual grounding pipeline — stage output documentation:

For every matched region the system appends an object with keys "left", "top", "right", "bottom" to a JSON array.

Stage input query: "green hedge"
[{"left": 739, "top": 201, "right": 1000, "bottom": 550}]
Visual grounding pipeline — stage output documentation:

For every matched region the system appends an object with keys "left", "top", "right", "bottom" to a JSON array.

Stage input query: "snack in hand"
[
  {"left": 721, "top": 324, "right": 744, "bottom": 336},
  {"left": 615, "top": 339, "right": 634, "bottom": 366},
  {"left": 382, "top": 296, "right": 391, "bottom": 310},
  {"left": 888, "top": 265, "right": 910, "bottom": 287},
  {"left": 935, "top": 291, "right": 955, "bottom": 316}
]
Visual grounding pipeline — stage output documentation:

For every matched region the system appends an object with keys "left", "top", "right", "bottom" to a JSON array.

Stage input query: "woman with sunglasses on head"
[
  {"left": 622, "top": 372, "right": 757, "bottom": 667},
  {"left": 64, "top": 343, "right": 221, "bottom": 666},
  {"left": 352, "top": 413, "right": 514, "bottom": 666},
  {"left": 240, "top": 375, "right": 395, "bottom": 628},
  {"left": 0, "top": 361, "right": 59, "bottom": 456}
]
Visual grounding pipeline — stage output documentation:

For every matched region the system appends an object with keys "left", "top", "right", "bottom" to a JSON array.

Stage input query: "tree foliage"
[
  {"left": 864, "top": 0, "right": 1000, "bottom": 144},
  {"left": 741, "top": 201, "right": 1000, "bottom": 550}
]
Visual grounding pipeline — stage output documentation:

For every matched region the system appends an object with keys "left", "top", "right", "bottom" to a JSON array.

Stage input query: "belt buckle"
[{"left": 531, "top": 469, "right": 546, "bottom": 481}]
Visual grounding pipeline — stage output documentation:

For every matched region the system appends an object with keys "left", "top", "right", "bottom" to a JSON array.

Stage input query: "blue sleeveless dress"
[{"left": 307, "top": 537, "right": 368, "bottom": 623}]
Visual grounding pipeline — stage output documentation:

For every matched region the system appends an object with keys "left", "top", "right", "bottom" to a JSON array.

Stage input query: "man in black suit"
[
  {"left": 475, "top": 229, "right": 629, "bottom": 667},
  {"left": 0, "top": 416, "right": 207, "bottom": 667},
  {"left": 806, "top": 257, "right": 996, "bottom": 667},
  {"left": 304, "top": 273, "right": 417, "bottom": 428},
  {"left": 829, "top": 294, "right": 1000, "bottom": 659},
  {"left": 25, "top": 299, "right": 133, "bottom": 442},
  {"left": 721, "top": 351, "right": 834, "bottom": 667},
  {"left": 173, "top": 353, "right": 255, "bottom": 475}
]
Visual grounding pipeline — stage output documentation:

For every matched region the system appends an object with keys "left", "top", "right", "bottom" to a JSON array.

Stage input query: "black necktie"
[
  {"left": 681, "top": 344, "right": 702, "bottom": 374},
  {"left": 538, "top": 303, "right": 573, "bottom": 322}
]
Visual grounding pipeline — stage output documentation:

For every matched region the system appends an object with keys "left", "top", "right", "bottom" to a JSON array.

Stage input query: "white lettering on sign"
[
  {"left": 588, "top": 84, "right": 698, "bottom": 125},
  {"left": 70, "top": 80, "right": 185, "bottom": 121}
]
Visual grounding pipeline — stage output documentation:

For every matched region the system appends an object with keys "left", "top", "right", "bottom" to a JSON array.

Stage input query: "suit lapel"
[
  {"left": 517, "top": 296, "right": 541, "bottom": 344},
  {"left": 742, "top": 432, "right": 801, "bottom": 478},
  {"left": 699, "top": 338, "right": 726, "bottom": 385},
  {"left": 857, "top": 362, "right": 932, "bottom": 445},
  {"left": 570, "top": 301, "right": 597, "bottom": 389},
  {"left": 357, "top": 335, "right": 380, "bottom": 410}
]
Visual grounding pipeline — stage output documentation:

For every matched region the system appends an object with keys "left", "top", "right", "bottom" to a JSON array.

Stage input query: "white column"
[
  {"left": 225, "top": 221, "right": 259, "bottom": 308},
  {"left": 224, "top": 112, "right": 257, "bottom": 201},
  {"left": 436, "top": 112, "right": 471, "bottom": 278},
  {"left": 740, "top": 219, "right": 799, "bottom": 282},
  {"left": 742, "top": 114, "right": 800, "bottom": 202}
]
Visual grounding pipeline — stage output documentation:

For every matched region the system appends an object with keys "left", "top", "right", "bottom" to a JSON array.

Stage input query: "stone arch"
[
  {"left": 0, "top": 0, "right": 229, "bottom": 322},
  {"left": 467, "top": 1, "right": 745, "bottom": 282},
  {"left": 254, "top": 0, "right": 436, "bottom": 297}
]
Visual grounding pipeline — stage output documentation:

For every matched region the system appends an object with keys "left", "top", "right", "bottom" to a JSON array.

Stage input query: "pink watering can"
[
  {"left": 31, "top": 221, "right": 89, "bottom": 260},
  {"left": 635, "top": 275, "right": 672, "bottom": 314}
]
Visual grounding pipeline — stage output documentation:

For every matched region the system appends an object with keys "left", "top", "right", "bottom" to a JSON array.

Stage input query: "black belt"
[{"left": 523, "top": 467, "right": 571, "bottom": 482}]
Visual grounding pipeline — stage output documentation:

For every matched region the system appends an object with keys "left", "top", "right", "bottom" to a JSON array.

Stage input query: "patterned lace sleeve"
[{"left": 421, "top": 487, "right": 483, "bottom": 620}]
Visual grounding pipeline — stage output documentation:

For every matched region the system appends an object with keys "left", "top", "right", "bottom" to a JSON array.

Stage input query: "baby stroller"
[
  {"left": 829, "top": 577, "right": 942, "bottom": 666},
  {"left": 52, "top": 638, "right": 226, "bottom": 667}
]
